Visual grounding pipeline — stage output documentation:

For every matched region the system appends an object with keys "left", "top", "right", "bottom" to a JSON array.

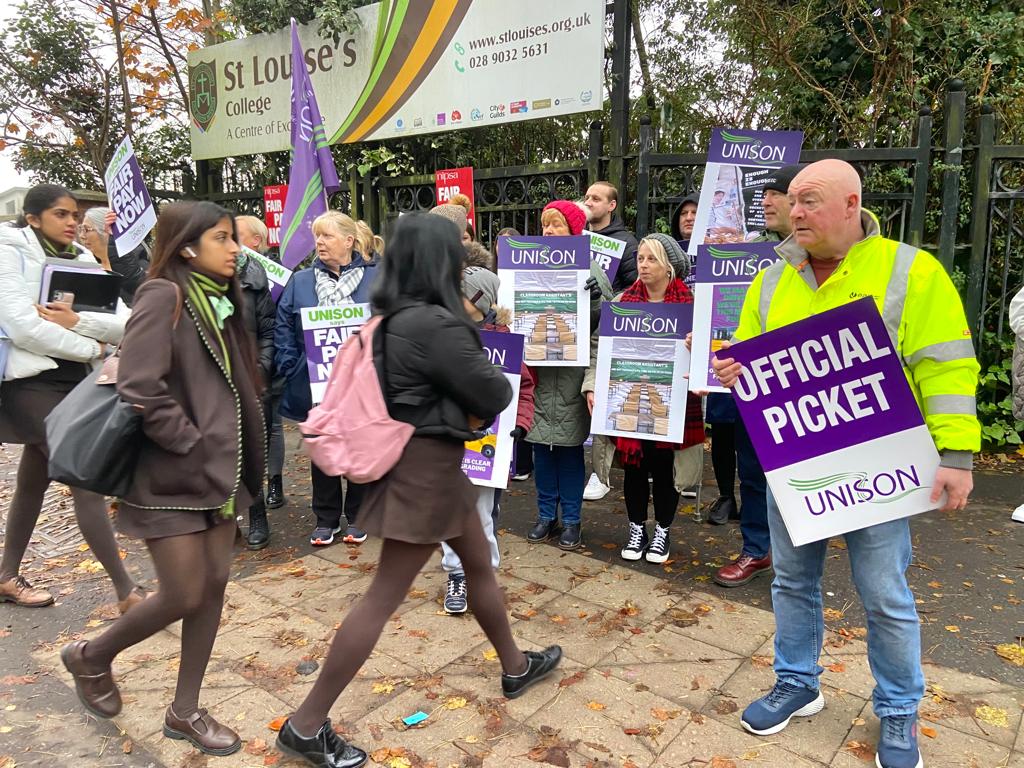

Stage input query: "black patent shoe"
[
  {"left": 502, "top": 646, "right": 563, "bottom": 699},
  {"left": 276, "top": 719, "right": 367, "bottom": 768},
  {"left": 558, "top": 524, "right": 582, "bottom": 550},
  {"left": 247, "top": 501, "right": 270, "bottom": 550},
  {"left": 266, "top": 475, "right": 285, "bottom": 509},
  {"left": 527, "top": 518, "right": 559, "bottom": 542},
  {"left": 706, "top": 495, "right": 737, "bottom": 526}
]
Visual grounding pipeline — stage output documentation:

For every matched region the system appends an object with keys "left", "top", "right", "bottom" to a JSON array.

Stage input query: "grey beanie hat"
[
  {"left": 645, "top": 232, "right": 690, "bottom": 280},
  {"left": 462, "top": 266, "right": 499, "bottom": 315},
  {"left": 429, "top": 203, "right": 469, "bottom": 235}
]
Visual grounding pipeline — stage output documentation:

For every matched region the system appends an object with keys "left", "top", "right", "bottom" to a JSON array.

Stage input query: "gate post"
[
  {"left": 966, "top": 104, "right": 996, "bottom": 342},
  {"left": 937, "top": 80, "right": 966, "bottom": 271},
  {"left": 908, "top": 106, "right": 932, "bottom": 248},
  {"left": 607, "top": 0, "right": 631, "bottom": 194},
  {"left": 635, "top": 115, "right": 653, "bottom": 237},
  {"left": 587, "top": 121, "right": 604, "bottom": 189}
]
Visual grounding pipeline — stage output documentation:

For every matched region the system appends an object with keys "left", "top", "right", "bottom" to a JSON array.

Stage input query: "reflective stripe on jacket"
[{"left": 734, "top": 210, "right": 980, "bottom": 466}]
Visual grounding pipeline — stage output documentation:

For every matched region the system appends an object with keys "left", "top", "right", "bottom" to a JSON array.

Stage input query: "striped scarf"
[{"left": 186, "top": 271, "right": 238, "bottom": 519}]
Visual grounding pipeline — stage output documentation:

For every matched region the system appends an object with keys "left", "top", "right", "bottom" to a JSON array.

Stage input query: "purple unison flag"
[{"left": 279, "top": 19, "right": 341, "bottom": 270}]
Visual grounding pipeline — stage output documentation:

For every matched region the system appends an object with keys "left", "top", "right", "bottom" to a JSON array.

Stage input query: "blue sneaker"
[
  {"left": 741, "top": 681, "right": 825, "bottom": 735},
  {"left": 876, "top": 714, "right": 923, "bottom": 768}
]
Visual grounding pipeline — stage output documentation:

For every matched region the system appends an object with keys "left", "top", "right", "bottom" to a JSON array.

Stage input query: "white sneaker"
[
  {"left": 583, "top": 473, "right": 610, "bottom": 501},
  {"left": 1013, "top": 504, "right": 1024, "bottom": 523}
]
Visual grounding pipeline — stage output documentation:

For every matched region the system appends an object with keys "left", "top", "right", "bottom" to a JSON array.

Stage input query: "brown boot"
[
  {"left": 60, "top": 640, "right": 122, "bottom": 718},
  {"left": 713, "top": 553, "right": 773, "bottom": 587},
  {"left": 0, "top": 575, "right": 54, "bottom": 607},
  {"left": 163, "top": 706, "right": 241, "bottom": 756}
]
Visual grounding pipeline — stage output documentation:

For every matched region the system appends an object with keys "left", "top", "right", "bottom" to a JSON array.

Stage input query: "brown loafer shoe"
[
  {"left": 60, "top": 640, "right": 122, "bottom": 719},
  {"left": 163, "top": 706, "right": 241, "bottom": 756},
  {"left": 0, "top": 575, "right": 54, "bottom": 607},
  {"left": 117, "top": 586, "right": 149, "bottom": 615}
]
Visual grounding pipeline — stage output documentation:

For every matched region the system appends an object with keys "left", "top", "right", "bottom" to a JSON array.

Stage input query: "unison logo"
[
  {"left": 610, "top": 304, "right": 679, "bottom": 337},
  {"left": 788, "top": 467, "right": 928, "bottom": 516},
  {"left": 507, "top": 238, "right": 578, "bottom": 268},
  {"left": 719, "top": 130, "right": 787, "bottom": 166},
  {"left": 707, "top": 246, "right": 777, "bottom": 277}
]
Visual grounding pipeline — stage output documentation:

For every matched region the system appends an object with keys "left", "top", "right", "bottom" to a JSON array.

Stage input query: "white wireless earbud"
[{"left": 185, "top": 247, "right": 198, "bottom": 260}]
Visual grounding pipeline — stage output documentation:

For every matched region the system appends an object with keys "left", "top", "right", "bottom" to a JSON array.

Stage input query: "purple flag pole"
[{"left": 278, "top": 18, "right": 341, "bottom": 270}]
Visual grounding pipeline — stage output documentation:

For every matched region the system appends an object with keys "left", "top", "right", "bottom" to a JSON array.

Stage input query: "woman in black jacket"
[{"left": 274, "top": 214, "right": 562, "bottom": 768}]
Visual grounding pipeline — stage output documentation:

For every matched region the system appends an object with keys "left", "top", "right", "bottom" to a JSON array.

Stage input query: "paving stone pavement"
[{"left": 28, "top": 532, "right": 1024, "bottom": 768}]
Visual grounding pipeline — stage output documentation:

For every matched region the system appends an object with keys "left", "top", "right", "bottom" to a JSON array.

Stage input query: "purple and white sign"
[
  {"left": 720, "top": 298, "right": 941, "bottom": 545},
  {"left": 690, "top": 243, "right": 781, "bottom": 392},
  {"left": 462, "top": 330, "right": 524, "bottom": 489},
  {"left": 496, "top": 235, "right": 590, "bottom": 367},
  {"left": 583, "top": 229, "right": 624, "bottom": 286},
  {"left": 688, "top": 128, "right": 803, "bottom": 256},
  {"left": 242, "top": 246, "right": 292, "bottom": 302},
  {"left": 300, "top": 304, "right": 371, "bottom": 405},
  {"left": 590, "top": 302, "right": 693, "bottom": 441},
  {"left": 103, "top": 136, "right": 157, "bottom": 257}
]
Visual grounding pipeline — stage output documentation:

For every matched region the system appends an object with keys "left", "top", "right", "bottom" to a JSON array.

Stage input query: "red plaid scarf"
[{"left": 614, "top": 278, "right": 705, "bottom": 468}]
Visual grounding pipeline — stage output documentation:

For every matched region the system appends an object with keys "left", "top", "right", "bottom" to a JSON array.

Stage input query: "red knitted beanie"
[{"left": 542, "top": 200, "right": 587, "bottom": 236}]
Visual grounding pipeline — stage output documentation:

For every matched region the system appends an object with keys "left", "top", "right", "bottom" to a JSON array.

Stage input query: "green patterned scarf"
[{"left": 186, "top": 271, "right": 238, "bottom": 519}]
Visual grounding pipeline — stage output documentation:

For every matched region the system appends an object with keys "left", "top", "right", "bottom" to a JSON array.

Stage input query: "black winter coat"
[
  {"left": 373, "top": 301, "right": 512, "bottom": 443},
  {"left": 594, "top": 218, "right": 640, "bottom": 292},
  {"left": 238, "top": 257, "right": 276, "bottom": 381},
  {"left": 105, "top": 240, "right": 150, "bottom": 306}
]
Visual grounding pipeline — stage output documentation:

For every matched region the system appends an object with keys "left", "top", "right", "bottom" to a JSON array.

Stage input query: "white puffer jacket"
[{"left": 0, "top": 226, "right": 129, "bottom": 381}]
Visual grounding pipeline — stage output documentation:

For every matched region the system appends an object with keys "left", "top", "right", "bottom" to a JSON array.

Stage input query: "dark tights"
[
  {"left": 623, "top": 444, "right": 680, "bottom": 528},
  {"left": 82, "top": 520, "right": 236, "bottom": 717},
  {"left": 710, "top": 422, "right": 736, "bottom": 498},
  {"left": 289, "top": 512, "right": 527, "bottom": 736},
  {"left": 0, "top": 444, "right": 136, "bottom": 600}
]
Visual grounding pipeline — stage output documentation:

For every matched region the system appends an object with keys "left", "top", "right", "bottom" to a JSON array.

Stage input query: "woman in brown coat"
[{"left": 61, "top": 201, "right": 265, "bottom": 757}]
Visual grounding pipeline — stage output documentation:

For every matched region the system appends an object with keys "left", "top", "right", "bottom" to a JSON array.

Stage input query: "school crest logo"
[{"left": 189, "top": 61, "right": 218, "bottom": 133}]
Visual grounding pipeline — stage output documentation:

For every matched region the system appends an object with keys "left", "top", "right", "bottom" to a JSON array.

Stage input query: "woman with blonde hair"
[
  {"left": 354, "top": 220, "right": 384, "bottom": 263},
  {"left": 583, "top": 234, "right": 704, "bottom": 564},
  {"left": 274, "top": 211, "right": 377, "bottom": 547}
]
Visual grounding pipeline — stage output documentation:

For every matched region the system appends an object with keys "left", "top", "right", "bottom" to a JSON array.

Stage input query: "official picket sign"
[
  {"left": 103, "top": 136, "right": 157, "bottom": 257},
  {"left": 242, "top": 246, "right": 292, "bottom": 302},
  {"left": 687, "top": 128, "right": 803, "bottom": 255},
  {"left": 583, "top": 229, "right": 624, "bottom": 286},
  {"left": 300, "top": 303, "right": 371, "bottom": 405},
  {"left": 590, "top": 302, "right": 693, "bottom": 441},
  {"left": 263, "top": 184, "right": 287, "bottom": 247},
  {"left": 436, "top": 167, "right": 475, "bottom": 223},
  {"left": 689, "top": 242, "right": 780, "bottom": 392},
  {"left": 496, "top": 235, "right": 590, "bottom": 367},
  {"left": 188, "top": 0, "right": 604, "bottom": 159},
  {"left": 461, "top": 330, "right": 523, "bottom": 489},
  {"left": 720, "top": 299, "right": 941, "bottom": 546}
]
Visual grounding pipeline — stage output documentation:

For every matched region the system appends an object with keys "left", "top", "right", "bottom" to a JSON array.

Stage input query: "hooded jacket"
[
  {"left": 0, "top": 226, "right": 127, "bottom": 381},
  {"left": 237, "top": 255, "right": 276, "bottom": 381},
  {"left": 592, "top": 218, "right": 640, "bottom": 292}
]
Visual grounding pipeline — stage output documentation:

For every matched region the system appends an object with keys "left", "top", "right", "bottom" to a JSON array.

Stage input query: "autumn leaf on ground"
[
  {"left": 750, "top": 655, "right": 773, "bottom": 669},
  {"left": 944, "top": 625, "right": 960, "bottom": 633},
  {"left": 651, "top": 707, "right": 681, "bottom": 721},
  {"left": 245, "top": 738, "right": 269, "bottom": 755},
  {"left": 827, "top": 662, "right": 846, "bottom": 673},
  {"left": 444, "top": 696, "right": 468, "bottom": 710},
  {"left": 710, "top": 757, "right": 738, "bottom": 768},
  {"left": 844, "top": 741, "right": 876, "bottom": 761},
  {"left": 974, "top": 705, "right": 1009, "bottom": 728},
  {"left": 267, "top": 716, "right": 287, "bottom": 731},
  {"left": 586, "top": 701, "right": 606, "bottom": 711},
  {"left": 482, "top": 649, "right": 498, "bottom": 661},
  {"left": 407, "top": 588, "right": 428, "bottom": 599},
  {"left": 407, "top": 629, "right": 429, "bottom": 639},
  {"left": 622, "top": 727, "right": 642, "bottom": 735},
  {"left": 920, "top": 726, "right": 938, "bottom": 738},
  {"left": 526, "top": 745, "right": 570, "bottom": 767},
  {"left": 0, "top": 676, "right": 36, "bottom": 686},
  {"left": 370, "top": 746, "right": 412, "bottom": 768},
  {"left": 0, "top": 757, "right": 16, "bottom": 768},
  {"left": 712, "top": 699, "right": 738, "bottom": 715},
  {"left": 619, "top": 601, "right": 639, "bottom": 617},
  {"left": 372, "top": 682, "right": 395, "bottom": 694},
  {"left": 557, "top": 670, "right": 585, "bottom": 688},
  {"left": 121, "top": 739, "right": 132, "bottom": 754},
  {"left": 601, "top": 542, "right": 616, "bottom": 549},
  {"left": 995, "top": 643, "right": 1024, "bottom": 666},
  {"left": 263, "top": 755, "right": 281, "bottom": 767},
  {"left": 823, "top": 607, "right": 845, "bottom": 621}
]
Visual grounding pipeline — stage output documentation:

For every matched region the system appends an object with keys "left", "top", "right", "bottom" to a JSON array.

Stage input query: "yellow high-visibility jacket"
[{"left": 734, "top": 210, "right": 980, "bottom": 468}]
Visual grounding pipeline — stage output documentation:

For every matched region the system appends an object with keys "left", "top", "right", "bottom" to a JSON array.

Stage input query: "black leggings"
[
  {"left": 623, "top": 444, "right": 680, "bottom": 528},
  {"left": 288, "top": 511, "right": 527, "bottom": 736},
  {"left": 710, "top": 422, "right": 737, "bottom": 498},
  {"left": 82, "top": 520, "right": 236, "bottom": 718}
]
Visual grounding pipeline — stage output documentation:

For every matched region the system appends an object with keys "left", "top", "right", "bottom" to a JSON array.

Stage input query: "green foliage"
[
  {"left": 976, "top": 333, "right": 1023, "bottom": 448},
  {"left": 225, "top": 0, "right": 367, "bottom": 42}
]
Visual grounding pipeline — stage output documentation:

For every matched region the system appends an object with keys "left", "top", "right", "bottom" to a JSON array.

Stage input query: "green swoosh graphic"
[
  {"left": 507, "top": 238, "right": 548, "bottom": 251},
  {"left": 720, "top": 130, "right": 756, "bottom": 143},
  {"left": 708, "top": 246, "right": 756, "bottom": 259},
  {"left": 788, "top": 472, "right": 868, "bottom": 492},
  {"left": 610, "top": 305, "right": 646, "bottom": 317}
]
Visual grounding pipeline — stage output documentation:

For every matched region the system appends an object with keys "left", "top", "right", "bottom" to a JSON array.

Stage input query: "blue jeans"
[
  {"left": 735, "top": 416, "right": 769, "bottom": 559},
  {"left": 532, "top": 444, "right": 584, "bottom": 525},
  {"left": 767, "top": 489, "right": 924, "bottom": 717}
]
